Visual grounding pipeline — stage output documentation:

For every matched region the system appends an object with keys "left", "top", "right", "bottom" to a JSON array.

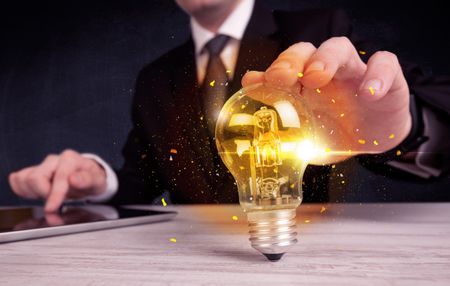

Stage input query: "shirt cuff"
[
  {"left": 81, "top": 153, "right": 119, "bottom": 203},
  {"left": 387, "top": 106, "right": 446, "bottom": 178}
]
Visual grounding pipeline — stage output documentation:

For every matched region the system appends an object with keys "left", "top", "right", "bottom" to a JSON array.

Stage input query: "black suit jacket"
[{"left": 108, "top": 3, "right": 450, "bottom": 205}]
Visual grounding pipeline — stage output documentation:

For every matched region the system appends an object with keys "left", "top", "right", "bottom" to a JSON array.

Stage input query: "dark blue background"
[{"left": 1, "top": 0, "right": 449, "bottom": 205}]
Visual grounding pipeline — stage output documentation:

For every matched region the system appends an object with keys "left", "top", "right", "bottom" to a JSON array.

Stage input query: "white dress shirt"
[
  {"left": 191, "top": 0, "right": 255, "bottom": 84},
  {"left": 85, "top": 0, "right": 255, "bottom": 202}
]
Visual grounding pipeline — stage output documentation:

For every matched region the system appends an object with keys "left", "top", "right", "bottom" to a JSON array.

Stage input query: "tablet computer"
[{"left": 0, "top": 205, "right": 177, "bottom": 243}]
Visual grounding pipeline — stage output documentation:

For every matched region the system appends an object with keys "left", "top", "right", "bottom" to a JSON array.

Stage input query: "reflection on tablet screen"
[{"left": 0, "top": 205, "right": 173, "bottom": 233}]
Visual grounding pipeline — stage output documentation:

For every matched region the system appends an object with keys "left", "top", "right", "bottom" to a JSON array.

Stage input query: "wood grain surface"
[{"left": 1, "top": 203, "right": 450, "bottom": 285}]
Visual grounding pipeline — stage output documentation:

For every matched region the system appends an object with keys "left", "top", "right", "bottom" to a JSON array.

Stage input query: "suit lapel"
[
  {"left": 169, "top": 39, "right": 215, "bottom": 202},
  {"left": 166, "top": 4, "right": 284, "bottom": 202}
]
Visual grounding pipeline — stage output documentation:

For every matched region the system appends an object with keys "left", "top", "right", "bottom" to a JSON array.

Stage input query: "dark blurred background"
[{"left": 1, "top": 0, "right": 449, "bottom": 205}]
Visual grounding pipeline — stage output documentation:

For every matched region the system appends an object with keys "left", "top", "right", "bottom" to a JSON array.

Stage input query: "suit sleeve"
[
  {"left": 332, "top": 10, "right": 450, "bottom": 179},
  {"left": 384, "top": 63, "right": 450, "bottom": 177}
]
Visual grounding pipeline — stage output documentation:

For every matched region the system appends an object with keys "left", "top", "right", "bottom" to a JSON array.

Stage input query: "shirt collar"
[{"left": 190, "top": 0, "right": 255, "bottom": 55}]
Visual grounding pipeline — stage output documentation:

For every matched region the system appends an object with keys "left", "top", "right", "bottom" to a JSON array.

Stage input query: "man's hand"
[
  {"left": 8, "top": 149, "right": 107, "bottom": 213},
  {"left": 242, "top": 37, "right": 412, "bottom": 164}
]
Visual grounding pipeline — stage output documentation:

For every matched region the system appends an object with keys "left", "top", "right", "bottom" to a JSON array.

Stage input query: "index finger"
[
  {"left": 264, "top": 42, "right": 317, "bottom": 89},
  {"left": 242, "top": 42, "right": 316, "bottom": 90},
  {"left": 45, "top": 150, "right": 82, "bottom": 212}
]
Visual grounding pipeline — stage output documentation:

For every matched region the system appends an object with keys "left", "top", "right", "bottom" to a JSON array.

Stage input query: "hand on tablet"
[{"left": 8, "top": 149, "right": 107, "bottom": 213}]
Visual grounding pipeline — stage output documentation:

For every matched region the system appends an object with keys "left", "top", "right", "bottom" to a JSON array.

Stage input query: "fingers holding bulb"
[
  {"left": 301, "top": 36, "right": 366, "bottom": 89},
  {"left": 241, "top": 71, "right": 264, "bottom": 87},
  {"left": 264, "top": 42, "right": 317, "bottom": 89},
  {"left": 358, "top": 51, "right": 408, "bottom": 105}
]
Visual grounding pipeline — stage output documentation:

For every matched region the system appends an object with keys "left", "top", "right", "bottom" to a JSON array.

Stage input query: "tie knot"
[{"left": 204, "top": 34, "right": 230, "bottom": 56}]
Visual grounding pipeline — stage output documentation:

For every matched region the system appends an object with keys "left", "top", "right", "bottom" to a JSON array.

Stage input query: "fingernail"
[
  {"left": 305, "top": 61, "right": 325, "bottom": 73},
  {"left": 363, "top": 79, "right": 382, "bottom": 95},
  {"left": 270, "top": 60, "right": 292, "bottom": 70}
]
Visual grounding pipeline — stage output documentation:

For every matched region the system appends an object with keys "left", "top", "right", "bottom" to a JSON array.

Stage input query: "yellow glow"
[
  {"left": 228, "top": 113, "right": 254, "bottom": 127},
  {"left": 295, "top": 139, "right": 317, "bottom": 162},
  {"left": 281, "top": 142, "right": 297, "bottom": 152},
  {"left": 273, "top": 100, "right": 301, "bottom": 128}
]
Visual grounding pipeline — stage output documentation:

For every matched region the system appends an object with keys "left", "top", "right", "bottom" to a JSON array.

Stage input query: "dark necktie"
[{"left": 201, "top": 34, "right": 230, "bottom": 134}]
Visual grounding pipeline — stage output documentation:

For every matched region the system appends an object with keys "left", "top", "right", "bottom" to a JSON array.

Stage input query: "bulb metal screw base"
[{"left": 247, "top": 209, "right": 297, "bottom": 261}]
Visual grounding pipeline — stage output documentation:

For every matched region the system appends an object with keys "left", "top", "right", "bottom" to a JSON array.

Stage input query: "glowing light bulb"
[{"left": 215, "top": 83, "right": 317, "bottom": 261}]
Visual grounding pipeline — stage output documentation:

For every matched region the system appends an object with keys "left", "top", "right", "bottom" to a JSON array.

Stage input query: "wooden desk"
[{"left": 1, "top": 203, "right": 450, "bottom": 285}]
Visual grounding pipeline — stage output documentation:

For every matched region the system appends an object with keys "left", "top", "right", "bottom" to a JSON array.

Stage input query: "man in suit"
[{"left": 9, "top": 0, "right": 449, "bottom": 212}]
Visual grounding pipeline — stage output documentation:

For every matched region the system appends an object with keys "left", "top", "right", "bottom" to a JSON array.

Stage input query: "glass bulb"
[{"left": 215, "top": 83, "right": 317, "bottom": 261}]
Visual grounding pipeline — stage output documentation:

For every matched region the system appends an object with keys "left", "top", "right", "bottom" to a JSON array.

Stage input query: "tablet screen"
[{"left": 0, "top": 205, "right": 176, "bottom": 241}]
